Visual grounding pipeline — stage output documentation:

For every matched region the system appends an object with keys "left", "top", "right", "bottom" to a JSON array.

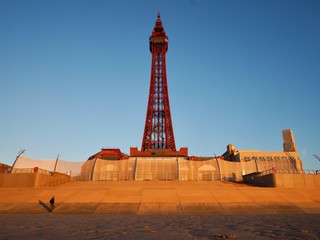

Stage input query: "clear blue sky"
[{"left": 0, "top": 0, "right": 319, "bottom": 170}]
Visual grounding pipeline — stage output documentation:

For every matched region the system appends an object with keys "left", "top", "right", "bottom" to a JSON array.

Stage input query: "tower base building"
[
  {"left": 7, "top": 128, "right": 309, "bottom": 186},
  {"left": 77, "top": 129, "right": 304, "bottom": 182}
]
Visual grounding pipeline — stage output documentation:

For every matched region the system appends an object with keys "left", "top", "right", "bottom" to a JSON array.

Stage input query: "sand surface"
[{"left": 0, "top": 214, "right": 319, "bottom": 239}]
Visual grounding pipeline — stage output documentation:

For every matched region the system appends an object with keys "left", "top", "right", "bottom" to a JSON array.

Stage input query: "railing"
[
  {"left": 94, "top": 172, "right": 134, "bottom": 181},
  {"left": 11, "top": 168, "right": 53, "bottom": 176},
  {"left": 71, "top": 173, "right": 135, "bottom": 181},
  {"left": 135, "top": 172, "right": 177, "bottom": 181},
  {"left": 70, "top": 172, "right": 223, "bottom": 181},
  {"left": 260, "top": 168, "right": 320, "bottom": 176},
  {"left": 71, "top": 174, "right": 92, "bottom": 181},
  {"left": 179, "top": 172, "right": 221, "bottom": 181},
  {"left": 39, "top": 177, "right": 70, "bottom": 188}
]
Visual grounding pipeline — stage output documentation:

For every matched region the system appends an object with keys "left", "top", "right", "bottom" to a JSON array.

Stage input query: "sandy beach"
[{"left": 0, "top": 214, "right": 319, "bottom": 239}]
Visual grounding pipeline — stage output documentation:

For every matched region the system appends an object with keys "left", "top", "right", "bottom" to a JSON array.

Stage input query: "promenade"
[{"left": 0, "top": 181, "right": 319, "bottom": 214}]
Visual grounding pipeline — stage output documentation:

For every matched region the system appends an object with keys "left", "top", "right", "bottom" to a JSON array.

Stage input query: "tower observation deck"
[{"left": 130, "top": 13, "right": 188, "bottom": 157}]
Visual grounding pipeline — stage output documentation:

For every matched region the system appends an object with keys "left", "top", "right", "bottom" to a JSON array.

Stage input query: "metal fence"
[
  {"left": 11, "top": 167, "right": 53, "bottom": 176},
  {"left": 66, "top": 157, "right": 319, "bottom": 182},
  {"left": 39, "top": 177, "right": 70, "bottom": 187},
  {"left": 261, "top": 168, "right": 320, "bottom": 176},
  {"left": 135, "top": 157, "right": 178, "bottom": 181},
  {"left": 76, "top": 157, "right": 306, "bottom": 182}
]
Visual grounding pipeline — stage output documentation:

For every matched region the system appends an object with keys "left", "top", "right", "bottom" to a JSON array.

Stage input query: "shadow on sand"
[{"left": 39, "top": 200, "right": 52, "bottom": 213}]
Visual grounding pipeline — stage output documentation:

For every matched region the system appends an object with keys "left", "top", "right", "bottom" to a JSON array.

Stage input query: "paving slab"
[
  {"left": 59, "top": 188, "right": 108, "bottom": 203},
  {"left": 54, "top": 203, "right": 100, "bottom": 214},
  {"left": 102, "top": 189, "right": 141, "bottom": 203},
  {"left": 139, "top": 202, "right": 182, "bottom": 215},
  {"left": 275, "top": 189, "right": 317, "bottom": 203},
  {"left": 141, "top": 189, "right": 179, "bottom": 203},
  {"left": 239, "top": 188, "right": 287, "bottom": 203},
  {"left": 211, "top": 189, "right": 252, "bottom": 203}
]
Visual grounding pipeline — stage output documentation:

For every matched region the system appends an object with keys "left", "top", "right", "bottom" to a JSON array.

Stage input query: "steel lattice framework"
[{"left": 141, "top": 13, "right": 176, "bottom": 151}]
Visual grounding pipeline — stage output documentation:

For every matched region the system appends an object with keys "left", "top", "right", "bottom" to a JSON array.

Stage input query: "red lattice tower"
[{"left": 141, "top": 13, "right": 176, "bottom": 151}]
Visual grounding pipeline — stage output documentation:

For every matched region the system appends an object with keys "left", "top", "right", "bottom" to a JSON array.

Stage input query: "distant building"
[
  {"left": 88, "top": 148, "right": 128, "bottom": 161},
  {"left": 222, "top": 129, "right": 303, "bottom": 172},
  {"left": 0, "top": 163, "right": 11, "bottom": 173}
]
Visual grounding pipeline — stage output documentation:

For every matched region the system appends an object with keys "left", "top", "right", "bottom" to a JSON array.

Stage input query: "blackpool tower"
[
  {"left": 141, "top": 13, "right": 176, "bottom": 151},
  {"left": 130, "top": 13, "right": 187, "bottom": 157}
]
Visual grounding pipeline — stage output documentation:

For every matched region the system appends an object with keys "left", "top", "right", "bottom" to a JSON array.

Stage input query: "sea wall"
[
  {"left": 0, "top": 173, "right": 36, "bottom": 187},
  {"left": 0, "top": 173, "right": 70, "bottom": 188},
  {"left": 274, "top": 173, "right": 320, "bottom": 189},
  {"left": 243, "top": 172, "right": 320, "bottom": 189}
]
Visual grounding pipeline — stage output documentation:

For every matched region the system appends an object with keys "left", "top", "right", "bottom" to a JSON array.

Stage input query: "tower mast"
[{"left": 141, "top": 13, "right": 176, "bottom": 151}]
